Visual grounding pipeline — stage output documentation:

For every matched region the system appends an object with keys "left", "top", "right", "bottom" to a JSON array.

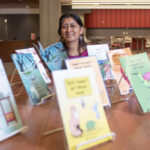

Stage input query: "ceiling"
[
  {"left": 0, "top": 0, "right": 39, "bottom": 8},
  {"left": 0, "top": 0, "right": 72, "bottom": 8}
]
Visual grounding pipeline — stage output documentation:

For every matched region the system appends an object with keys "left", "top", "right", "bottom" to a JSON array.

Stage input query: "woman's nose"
[{"left": 66, "top": 26, "right": 71, "bottom": 31}]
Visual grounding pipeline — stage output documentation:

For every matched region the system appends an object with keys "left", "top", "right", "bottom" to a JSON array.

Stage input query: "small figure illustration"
[
  {"left": 92, "top": 103, "right": 100, "bottom": 119},
  {"left": 86, "top": 120, "right": 96, "bottom": 131},
  {"left": 70, "top": 106, "right": 82, "bottom": 136},
  {"left": 138, "top": 72, "right": 150, "bottom": 87}
]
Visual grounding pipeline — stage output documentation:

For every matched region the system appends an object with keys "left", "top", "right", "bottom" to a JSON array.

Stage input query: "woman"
[{"left": 58, "top": 13, "right": 88, "bottom": 58}]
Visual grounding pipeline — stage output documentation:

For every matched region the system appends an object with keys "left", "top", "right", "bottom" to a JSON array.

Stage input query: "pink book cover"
[{"left": 108, "top": 48, "right": 132, "bottom": 95}]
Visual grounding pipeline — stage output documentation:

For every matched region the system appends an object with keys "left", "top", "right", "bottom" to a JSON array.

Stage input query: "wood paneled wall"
[
  {"left": 0, "top": 40, "right": 38, "bottom": 62},
  {"left": 85, "top": 9, "right": 150, "bottom": 28}
]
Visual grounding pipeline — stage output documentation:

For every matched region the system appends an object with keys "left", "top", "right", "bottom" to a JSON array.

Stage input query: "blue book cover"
[
  {"left": 11, "top": 53, "right": 51, "bottom": 105},
  {"left": 40, "top": 42, "right": 68, "bottom": 71},
  {"left": 0, "top": 59, "right": 23, "bottom": 141}
]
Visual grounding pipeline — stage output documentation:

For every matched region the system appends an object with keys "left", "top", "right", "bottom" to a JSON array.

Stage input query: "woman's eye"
[
  {"left": 62, "top": 25, "right": 68, "bottom": 29},
  {"left": 71, "top": 25, "right": 76, "bottom": 28}
]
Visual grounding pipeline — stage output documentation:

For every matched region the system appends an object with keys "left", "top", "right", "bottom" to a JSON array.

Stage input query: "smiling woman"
[{"left": 58, "top": 13, "right": 88, "bottom": 58}]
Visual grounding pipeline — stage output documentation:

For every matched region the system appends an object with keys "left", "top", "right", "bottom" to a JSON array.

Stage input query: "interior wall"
[
  {"left": 85, "top": 9, "right": 150, "bottom": 28},
  {"left": 0, "top": 14, "right": 39, "bottom": 41},
  {"left": 87, "top": 28, "right": 150, "bottom": 38}
]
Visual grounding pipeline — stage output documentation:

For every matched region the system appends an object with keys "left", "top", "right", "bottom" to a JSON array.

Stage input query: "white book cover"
[
  {"left": 0, "top": 59, "right": 24, "bottom": 142},
  {"left": 16, "top": 47, "right": 51, "bottom": 84},
  {"left": 87, "top": 44, "right": 115, "bottom": 81},
  {"left": 52, "top": 68, "right": 113, "bottom": 150}
]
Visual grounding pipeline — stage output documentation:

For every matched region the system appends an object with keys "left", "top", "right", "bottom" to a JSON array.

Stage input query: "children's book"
[
  {"left": 11, "top": 53, "right": 51, "bottom": 105},
  {"left": 87, "top": 44, "right": 115, "bottom": 81},
  {"left": 0, "top": 59, "right": 24, "bottom": 142},
  {"left": 40, "top": 42, "right": 68, "bottom": 71},
  {"left": 65, "top": 56, "right": 111, "bottom": 107},
  {"left": 108, "top": 48, "right": 132, "bottom": 95},
  {"left": 119, "top": 52, "right": 150, "bottom": 113},
  {"left": 52, "top": 68, "right": 114, "bottom": 150},
  {"left": 15, "top": 47, "right": 51, "bottom": 84}
]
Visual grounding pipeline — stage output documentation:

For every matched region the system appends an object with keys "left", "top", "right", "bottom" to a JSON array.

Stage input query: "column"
[{"left": 39, "top": 0, "right": 61, "bottom": 48}]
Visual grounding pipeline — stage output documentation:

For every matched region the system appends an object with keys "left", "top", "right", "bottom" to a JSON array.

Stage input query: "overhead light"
[
  {"left": 4, "top": 19, "right": 7, "bottom": 23},
  {"left": 72, "top": 0, "right": 150, "bottom": 9}
]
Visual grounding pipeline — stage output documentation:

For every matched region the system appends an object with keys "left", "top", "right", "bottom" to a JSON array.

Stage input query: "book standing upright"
[
  {"left": 52, "top": 68, "right": 115, "bottom": 150},
  {"left": 0, "top": 59, "right": 26, "bottom": 142},
  {"left": 107, "top": 47, "right": 132, "bottom": 95},
  {"left": 40, "top": 42, "right": 68, "bottom": 71},
  {"left": 119, "top": 52, "right": 150, "bottom": 113},
  {"left": 11, "top": 53, "right": 52, "bottom": 105},
  {"left": 65, "top": 56, "right": 111, "bottom": 107},
  {"left": 87, "top": 44, "right": 115, "bottom": 87},
  {"left": 15, "top": 47, "right": 51, "bottom": 84}
]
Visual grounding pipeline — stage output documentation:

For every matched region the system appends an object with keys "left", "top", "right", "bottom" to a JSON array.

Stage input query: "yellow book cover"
[
  {"left": 65, "top": 56, "right": 111, "bottom": 107},
  {"left": 108, "top": 48, "right": 132, "bottom": 95},
  {"left": 52, "top": 68, "right": 113, "bottom": 150}
]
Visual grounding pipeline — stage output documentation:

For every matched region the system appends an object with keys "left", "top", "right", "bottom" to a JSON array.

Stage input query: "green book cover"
[{"left": 119, "top": 52, "right": 150, "bottom": 113}]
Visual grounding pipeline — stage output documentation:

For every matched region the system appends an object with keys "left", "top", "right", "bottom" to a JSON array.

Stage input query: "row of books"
[{"left": 1, "top": 41, "right": 150, "bottom": 150}]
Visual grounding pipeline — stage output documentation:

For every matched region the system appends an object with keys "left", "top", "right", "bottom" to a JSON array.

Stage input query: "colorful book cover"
[
  {"left": 11, "top": 53, "right": 51, "bottom": 105},
  {"left": 108, "top": 48, "right": 132, "bottom": 95},
  {"left": 15, "top": 47, "right": 51, "bottom": 84},
  {"left": 40, "top": 42, "right": 68, "bottom": 71},
  {"left": 65, "top": 56, "right": 111, "bottom": 107},
  {"left": 119, "top": 52, "right": 150, "bottom": 113},
  {"left": 52, "top": 68, "right": 113, "bottom": 150},
  {"left": 0, "top": 59, "right": 24, "bottom": 141},
  {"left": 87, "top": 44, "right": 115, "bottom": 81}
]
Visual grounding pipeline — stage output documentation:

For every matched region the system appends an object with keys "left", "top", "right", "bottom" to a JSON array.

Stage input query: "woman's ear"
[{"left": 80, "top": 27, "right": 83, "bottom": 35}]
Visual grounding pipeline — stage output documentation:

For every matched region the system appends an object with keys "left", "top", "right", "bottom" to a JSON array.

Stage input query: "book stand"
[
  {"left": 59, "top": 132, "right": 116, "bottom": 150},
  {"left": 76, "top": 132, "right": 116, "bottom": 150},
  {"left": 9, "top": 68, "right": 24, "bottom": 97},
  {"left": 41, "top": 97, "right": 116, "bottom": 150},
  {"left": 10, "top": 67, "right": 54, "bottom": 105},
  {"left": 102, "top": 64, "right": 116, "bottom": 88},
  {"left": 36, "top": 92, "right": 55, "bottom": 106},
  {"left": 128, "top": 92, "right": 150, "bottom": 115},
  {"left": 107, "top": 71, "right": 133, "bottom": 104},
  {"left": 41, "top": 96, "right": 63, "bottom": 136}
]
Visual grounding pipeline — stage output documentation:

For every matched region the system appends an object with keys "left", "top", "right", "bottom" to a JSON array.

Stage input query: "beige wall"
[{"left": 39, "top": 0, "right": 61, "bottom": 48}]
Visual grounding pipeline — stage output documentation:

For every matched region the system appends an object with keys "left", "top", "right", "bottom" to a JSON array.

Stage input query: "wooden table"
[{"left": 0, "top": 82, "right": 150, "bottom": 150}]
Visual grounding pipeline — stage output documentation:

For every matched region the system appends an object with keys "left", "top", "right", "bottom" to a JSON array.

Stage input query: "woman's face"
[{"left": 60, "top": 17, "right": 83, "bottom": 44}]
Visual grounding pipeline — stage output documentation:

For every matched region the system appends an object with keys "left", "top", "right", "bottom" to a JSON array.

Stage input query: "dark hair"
[{"left": 58, "top": 13, "right": 87, "bottom": 54}]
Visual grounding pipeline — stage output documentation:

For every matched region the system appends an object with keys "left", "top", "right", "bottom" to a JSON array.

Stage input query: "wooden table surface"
[{"left": 0, "top": 81, "right": 150, "bottom": 150}]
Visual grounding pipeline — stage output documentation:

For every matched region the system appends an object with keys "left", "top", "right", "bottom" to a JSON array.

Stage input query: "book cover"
[
  {"left": 65, "top": 56, "right": 111, "bottom": 107},
  {"left": 15, "top": 47, "right": 51, "bottom": 84},
  {"left": 52, "top": 68, "right": 113, "bottom": 150},
  {"left": 40, "top": 42, "right": 68, "bottom": 71},
  {"left": 0, "top": 59, "right": 23, "bottom": 141},
  {"left": 11, "top": 53, "right": 51, "bottom": 105},
  {"left": 119, "top": 52, "right": 150, "bottom": 113},
  {"left": 87, "top": 44, "right": 115, "bottom": 81},
  {"left": 108, "top": 48, "right": 132, "bottom": 95}
]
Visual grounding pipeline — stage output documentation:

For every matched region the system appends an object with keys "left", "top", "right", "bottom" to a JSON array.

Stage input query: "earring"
[{"left": 79, "top": 35, "right": 83, "bottom": 41}]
